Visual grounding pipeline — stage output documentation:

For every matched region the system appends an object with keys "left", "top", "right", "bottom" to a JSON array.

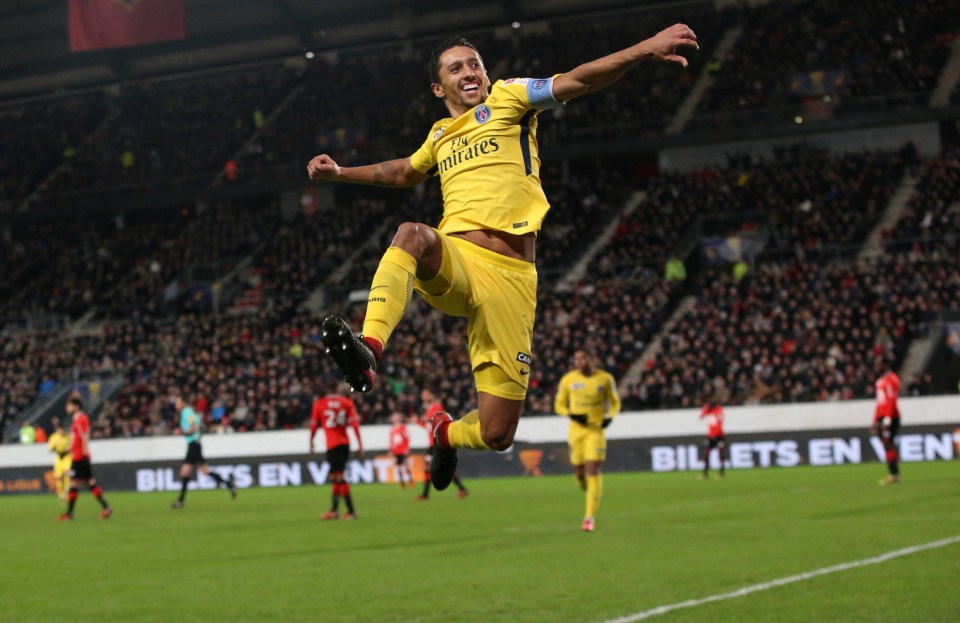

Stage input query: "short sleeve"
[
  {"left": 496, "top": 76, "right": 566, "bottom": 111},
  {"left": 409, "top": 123, "right": 442, "bottom": 175}
]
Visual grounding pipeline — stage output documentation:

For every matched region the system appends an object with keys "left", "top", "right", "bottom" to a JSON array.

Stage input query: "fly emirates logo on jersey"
[{"left": 436, "top": 135, "right": 500, "bottom": 175}]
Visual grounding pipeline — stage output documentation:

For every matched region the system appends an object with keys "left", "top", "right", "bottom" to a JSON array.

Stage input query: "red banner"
[{"left": 68, "top": 0, "right": 186, "bottom": 52}]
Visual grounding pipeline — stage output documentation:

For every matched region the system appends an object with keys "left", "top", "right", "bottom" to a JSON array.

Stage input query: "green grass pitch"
[{"left": 2, "top": 462, "right": 959, "bottom": 623}]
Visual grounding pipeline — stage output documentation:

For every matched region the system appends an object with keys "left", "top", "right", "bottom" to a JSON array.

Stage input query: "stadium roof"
[{"left": 0, "top": 0, "right": 666, "bottom": 101}]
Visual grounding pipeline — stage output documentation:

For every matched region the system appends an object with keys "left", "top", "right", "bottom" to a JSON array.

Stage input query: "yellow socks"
[
  {"left": 585, "top": 474, "right": 602, "bottom": 519},
  {"left": 446, "top": 410, "right": 491, "bottom": 450},
  {"left": 361, "top": 247, "right": 417, "bottom": 346}
]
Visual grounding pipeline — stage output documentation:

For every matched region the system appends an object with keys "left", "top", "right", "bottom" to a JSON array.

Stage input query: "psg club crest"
[{"left": 474, "top": 104, "right": 491, "bottom": 124}]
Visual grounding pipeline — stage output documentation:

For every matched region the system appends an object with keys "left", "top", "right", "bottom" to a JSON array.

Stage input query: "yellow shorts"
[
  {"left": 54, "top": 456, "right": 72, "bottom": 479},
  {"left": 569, "top": 426, "right": 607, "bottom": 465},
  {"left": 415, "top": 231, "right": 538, "bottom": 401}
]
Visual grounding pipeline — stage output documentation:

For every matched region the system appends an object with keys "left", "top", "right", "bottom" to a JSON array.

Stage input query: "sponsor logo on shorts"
[
  {"left": 516, "top": 352, "right": 533, "bottom": 365},
  {"left": 474, "top": 104, "right": 491, "bottom": 124}
]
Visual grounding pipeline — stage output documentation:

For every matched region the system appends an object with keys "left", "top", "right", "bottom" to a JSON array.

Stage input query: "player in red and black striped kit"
[
  {"left": 415, "top": 386, "right": 468, "bottom": 501},
  {"left": 699, "top": 396, "right": 727, "bottom": 480},
  {"left": 310, "top": 381, "right": 364, "bottom": 519},
  {"left": 388, "top": 412, "right": 413, "bottom": 489},
  {"left": 872, "top": 361, "right": 901, "bottom": 485},
  {"left": 56, "top": 396, "right": 112, "bottom": 521}
]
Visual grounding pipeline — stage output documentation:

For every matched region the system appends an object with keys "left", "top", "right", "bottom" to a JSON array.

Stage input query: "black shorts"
[
  {"left": 879, "top": 417, "right": 901, "bottom": 443},
  {"left": 185, "top": 441, "right": 205, "bottom": 465},
  {"left": 394, "top": 454, "right": 408, "bottom": 466},
  {"left": 705, "top": 435, "right": 725, "bottom": 449},
  {"left": 70, "top": 457, "right": 93, "bottom": 480},
  {"left": 327, "top": 444, "right": 350, "bottom": 472}
]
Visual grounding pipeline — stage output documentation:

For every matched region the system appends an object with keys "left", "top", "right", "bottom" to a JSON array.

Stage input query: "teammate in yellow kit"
[
  {"left": 554, "top": 350, "right": 621, "bottom": 532},
  {"left": 308, "top": 25, "right": 697, "bottom": 491},
  {"left": 48, "top": 417, "right": 72, "bottom": 503}
]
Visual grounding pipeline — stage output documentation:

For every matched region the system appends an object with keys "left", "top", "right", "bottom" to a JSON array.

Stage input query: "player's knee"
[
  {"left": 391, "top": 222, "right": 433, "bottom": 258},
  {"left": 480, "top": 424, "right": 514, "bottom": 451}
]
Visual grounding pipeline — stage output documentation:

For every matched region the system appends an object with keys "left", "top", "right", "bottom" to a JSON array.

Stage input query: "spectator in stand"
[{"left": 664, "top": 255, "right": 687, "bottom": 282}]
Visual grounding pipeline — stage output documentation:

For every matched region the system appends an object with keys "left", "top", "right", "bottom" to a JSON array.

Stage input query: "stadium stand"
[
  {"left": 31, "top": 65, "right": 296, "bottom": 206},
  {"left": 884, "top": 145, "right": 960, "bottom": 254},
  {"left": 633, "top": 252, "right": 958, "bottom": 410},
  {"left": 0, "top": 92, "right": 108, "bottom": 214},
  {"left": 0, "top": 197, "right": 279, "bottom": 326},
  {"left": 692, "top": 0, "right": 960, "bottom": 130},
  {"left": 1, "top": 1, "right": 958, "bottom": 440}
]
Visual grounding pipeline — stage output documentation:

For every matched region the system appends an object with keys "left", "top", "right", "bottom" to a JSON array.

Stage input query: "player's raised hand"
[
  {"left": 307, "top": 154, "right": 341, "bottom": 181},
  {"left": 643, "top": 23, "right": 699, "bottom": 67}
]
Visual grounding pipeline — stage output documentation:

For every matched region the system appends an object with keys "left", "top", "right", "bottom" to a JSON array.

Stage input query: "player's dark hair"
[
  {"left": 427, "top": 36, "right": 481, "bottom": 83},
  {"left": 326, "top": 378, "right": 341, "bottom": 394},
  {"left": 68, "top": 396, "right": 83, "bottom": 409}
]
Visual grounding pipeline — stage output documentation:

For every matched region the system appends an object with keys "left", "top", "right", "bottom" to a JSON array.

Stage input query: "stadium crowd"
[
  {"left": 633, "top": 252, "right": 958, "bottom": 410},
  {"left": 589, "top": 144, "right": 914, "bottom": 280},
  {"left": 32, "top": 65, "right": 296, "bottom": 206},
  {"left": 0, "top": 91, "right": 107, "bottom": 214},
  {"left": 694, "top": 0, "right": 960, "bottom": 129},
  {"left": 0, "top": 198, "right": 278, "bottom": 326},
  {"left": 885, "top": 145, "right": 960, "bottom": 254},
  {"left": 5, "top": 136, "right": 959, "bottom": 440},
  {"left": 1, "top": 2, "right": 958, "bottom": 442},
  {"left": 3, "top": 4, "right": 730, "bottom": 205}
]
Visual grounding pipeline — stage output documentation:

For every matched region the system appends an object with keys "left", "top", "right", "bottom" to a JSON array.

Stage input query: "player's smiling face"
[{"left": 432, "top": 45, "right": 490, "bottom": 117}]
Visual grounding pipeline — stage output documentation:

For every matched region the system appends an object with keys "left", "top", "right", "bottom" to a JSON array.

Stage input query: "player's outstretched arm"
[
  {"left": 552, "top": 23, "right": 698, "bottom": 102},
  {"left": 307, "top": 154, "right": 428, "bottom": 188}
]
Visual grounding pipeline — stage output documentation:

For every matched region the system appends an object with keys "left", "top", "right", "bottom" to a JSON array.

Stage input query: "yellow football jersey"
[
  {"left": 48, "top": 430, "right": 70, "bottom": 457},
  {"left": 409, "top": 76, "right": 564, "bottom": 237},
  {"left": 554, "top": 369, "right": 622, "bottom": 427}
]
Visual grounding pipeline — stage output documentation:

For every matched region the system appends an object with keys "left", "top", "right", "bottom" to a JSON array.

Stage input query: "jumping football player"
[{"left": 309, "top": 25, "right": 698, "bottom": 490}]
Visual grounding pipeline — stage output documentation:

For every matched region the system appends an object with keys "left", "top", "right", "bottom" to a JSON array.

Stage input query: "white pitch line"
[{"left": 602, "top": 535, "right": 960, "bottom": 623}]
